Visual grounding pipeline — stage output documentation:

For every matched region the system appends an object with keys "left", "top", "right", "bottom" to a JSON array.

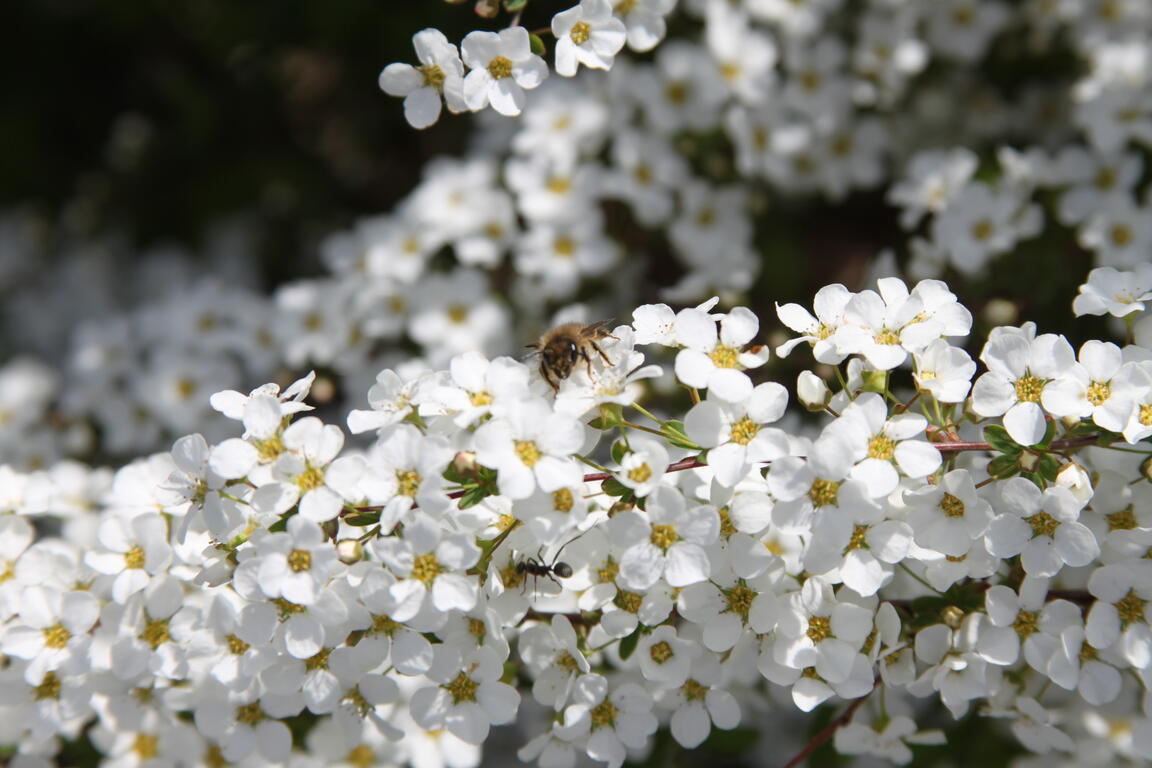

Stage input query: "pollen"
[
  {"left": 940, "top": 492, "right": 966, "bottom": 518},
  {"left": 970, "top": 219, "right": 994, "bottom": 241},
  {"left": 469, "top": 390, "right": 494, "bottom": 407},
  {"left": 553, "top": 488, "right": 575, "bottom": 513},
  {"left": 719, "top": 506, "right": 736, "bottom": 537},
  {"left": 546, "top": 176, "right": 571, "bottom": 194},
  {"left": 412, "top": 553, "right": 444, "bottom": 585},
  {"left": 809, "top": 478, "right": 840, "bottom": 507},
  {"left": 723, "top": 584, "right": 755, "bottom": 620},
  {"left": 843, "top": 524, "right": 869, "bottom": 552},
  {"left": 696, "top": 207, "right": 716, "bottom": 228},
  {"left": 614, "top": 589, "right": 642, "bottom": 613},
  {"left": 515, "top": 440, "right": 543, "bottom": 467},
  {"left": 133, "top": 733, "right": 159, "bottom": 760},
  {"left": 874, "top": 327, "right": 900, "bottom": 346},
  {"left": 729, "top": 417, "right": 759, "bottom": 445},
  {"left": 43, "top": 623, "right": 71, "bottom": 649},
  {"left": 1087, "top": 379, "right": 1112, "bottom": 406},
  {"left": 806, "top": 614, "right": 832, "bottom": 643},
  {"left": 633, "top": 162, "right": 653, "bottom": 184},
  {"left": 305, "top": 648, "right": 330, "bottom": 671},
  {"left": 235, "top": 702, "right": 265, "bottom": 726},
  {"left": 141, "top": 617, "right": 171, "bottom": 649},
  {"left": 664, "top": 81, "right": 689, "bottom": 104},
  {"left": 598, "top": 556, "right": 620, "bottom": 584},
  {"left": 1108, "top": 506, "right": 1137, "bottom": 531},
  {"left": 34, "top": 672, "right": 61, "bottom": 700},
  {"left": 628, "top": 464, "right": 653, "bottom": 484},
  {"left": 419, "top": 63, "right": 446, "bottom": 90},
  {"left": 590, "top": 698, "right": 619, "bottom": 729},
  {"left": 682, "top": 679, "right": 708, "bottom": 701},
  {"left": 273, "top": 597, "right": 306, "bottom": 617},
  {"left": 1012, "top": 610, "right": 1038, "bottom": 638},
  {"left": 649, "top": 640, "right": 674, "bottom": 664},
  {"left": 296, "top": 464, "right": 326, "bottom": 493},
  {"left": 487, "top": 55, "right": 513, "bottom": 79},
  {"left": 650, "top": 523, "right": 680, "bottom": 551},
  {"left": 175, "top": 377, "right": 197, "bottom": 400},
  {"left": 709, "top": 343, "right": 740, "bottom": 369},
  {"left": 287, "top": 548, "right": 312, "bottom": 572},
  {"left": 1014, "top": 372, "right": 1045, "bottom": 403},
  {"left": 445, "top": 671, "right": 479, "bottom": 703},
  {"left": 868, "top": 433, "right": 896, "bottom": 461},
  {"left": 256, "top": 434, "right": 284, "bottom": 461},
  {"left": 569, "top": 20, "right": 591, "bottom": 45},
  {"left": 371, "top": 613, "right": 401, "bottom": 637},
  {"left": 553, "top": 235, "right": 576, "bottom": 257},
  {"left": 226, "top": 633, "right": 250, "bottom": 655},
  {"left": 1116, "top": 590, "right": 1147, "bottom": 628},
  {"left": 124, "top": 545, "right": 146, "bottom": 569},
  {"left": 1025, "top": 511, "right": 1060, "bottom": 538},
  {"left": 469, "top": 618, "right": 486, "bottom": 640},
  {"left": 396, "top": 469, "right": 422, "bottom": 497},
  {"left": 1140, "top": 404, "right": 1152, "bottom": 426},
  {"left": 346, "top": 745, "right": 376, "bottom": 768},
  {"left": 1110, "top": 224, "right": 1132, "bottom": 247},
  {"left": 447, "top": 304, "right": 469, "bottom": 324}
]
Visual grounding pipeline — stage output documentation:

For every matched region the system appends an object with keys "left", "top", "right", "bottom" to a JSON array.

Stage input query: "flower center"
[
  {"left": 141, "top": 617, "right": 171, "bottom": 649},
  {"left": 729, "top": 417, "right": 759, "bottom": 446},
  {"left": 970, "top": 219, "right": 994, "bottom": 241},
  {"left": 43, "top": 623, "right": 71, "bottom": 649},
  {"left": 34, "top": 672, "right": 61, "bottom": 700},
  {"left": 287, "top": 549, "right": 312, "bottom": 572},
  {"left": 256, "top": 434, "right": 285, "bottom": 461},
  {"left": 346, "top": 746, "right": 376, "bottom": 768},
  {"left": 1012, "top": 610, "right": 1038, "bottom": 638},
  {"left": 296, "top": 464, "right": 326, "bottom": 493},
  {"left": 1087, "top": 380, "right": 1112, "bottom": 406},
  {"left": 590, "top": 699, "right": 618, "bottom": 729},
  {"left": 1117, "top": 590, "right": 1147, "bottom": 627},
  {"left": 1140, "top": 403, "right": 1152, "bottom": 426},
  {"left": 940, "top": 493, "right": 966, "bottom": 518},
  {"left": 553, "top": 235, "right": 576, "bottom": 257},
  {"left": 445, "top": 671, "right": 479, "bottom": 703},
  {"left": 650, "top": 524, "right": 680, "bottom": 552},
  {"left": 487, "top": 55, "right": 513, "bottom": 79},
  {"left": 1110, "top": 224, "right": 1132, "bottom": 247},
  {"left": 598, "top": 556, "right": 620, "bottom": 584},
  {"left": 807, "top": 614, "right": 832, "bottom": 643},
  {"left": 843, "top": 524, "right": 869, "bottom": 552},
  {"left": 1025, "top": 511, "right": 1060, "bottom": 538},
  {"left": 1108, "top": 506, "right": 1137, "bottom": 531},
  {"left": 628, "top": 464, "right": 652, "bottom": 483},
  {"left": 809, "top": 478, "right": 840, "bottom": 507},
  {"left": 569, "top": 20, "right": 591, "bottom": 45},
  {"left": 649, "top": 640, "right": 674, "bottom": 664},
  {"left": 447, "top": 304, "right": 469, "bottom": 324},
  {"left": 553, "top": 488, "right": 575, "bottom": 512},
  {"left": 874, "top": 327, "right": 900, "bottom": 346},
  {"left": 868, "top": 434, "right": 896, "bottom": 461},
  {"left": 305, "top": 648, "right": 330, "bottom": 671},
  {"left": 723, "top": 584, "right": 755, "bottom": 620},
  {"left": 226, "top": 633, "right": 250, "bottom": 655},
  {"left": 1014, "top": 372, "right": 1045, "bottom": 403},
  {"left": 710, "top": 343, "right": 740, "bottom": 368},
  {"left": 664, "top": 81, "right": 688, "bottom": 104},
  {"left": 133, "top": 734, "right": 159, "bottom": 760},
  {"left": 419, "top": 63, "right": 446, "bottom": 90},
  {"left": 396, "top": 469, "right": 422, "bottom": 497},
  {"left": 124, "top": 545, "right": 146, "bottom": 570},
  {"left": 615, "top": 589, "right": 642, "bottom": 613},
  {"left": 469, "top": 390, "right": 493, "bottom": 407},
  {"left": 515, "top": 440, "right": 542, "bottom": 467},
  {"left": 412, "top": 553, "right": 444, "bottom": 585},
  {"left": 235, "top": 702, "right": 265, "bottom": 726}
]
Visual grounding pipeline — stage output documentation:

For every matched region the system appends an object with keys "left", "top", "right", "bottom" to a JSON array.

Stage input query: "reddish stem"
[{"left": 781, "top": 685, "right": 875, "bottom": 768}]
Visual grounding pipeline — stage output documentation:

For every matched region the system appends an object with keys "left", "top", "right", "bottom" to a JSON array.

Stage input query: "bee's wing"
[{"left": 583, "top": 318, "right": 618, "bottom": 338}]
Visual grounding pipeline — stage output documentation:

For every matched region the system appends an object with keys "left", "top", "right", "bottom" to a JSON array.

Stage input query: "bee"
[{"left": 527, "top": 320, "right": 618, "bottom": 392}]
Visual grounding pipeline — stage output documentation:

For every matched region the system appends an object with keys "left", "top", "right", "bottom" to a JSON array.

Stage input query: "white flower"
[
  {"left": 248, "top": 516, "right": 339, "bottom": 607},
  {"left": 84, "top": 513, "right": 171, "bottom": 604},
  {"left": 773, "top": 577, "right": 873, "bottom": 684},
  {"left": 462, "top": 27, "right": 548, "bottom": 117},
  {"left": 673, "top": 306, "right": 770, "bottom": 402},
  {"left": 616, "top": 485, "right": 719, "bottom": 590},
  {"left": 252, "top": 416, "right": 364, "bottom": 523},
  {"left": 834, "top": 716, "right": 946, "bottom": 765},
  {"left": 473, "top": 398, "right": 584, "bottom": 500},
  {"left": 410, "top": 646, "right": 520, "bottom": 745},
  {"left": 558, "top": 675, "right": 658, "bottom": 768},
  {"left": 520, "top": 614, "right": 591, "bottom": 709},
  {"left": 1085, "top": 563, "right": 1152, "bottom": 668},
  {"left": 658, "top": 652, "right": 741, "bottom": 749},
  {"left": 905, "top": 469, "right": 993, "bottom": 557},
  {"left": 888, "top": 148, "right": 978, "bottom": 229},
  {"left": 775, "top": 284, "right": 854, "bottom": 363},
  {"left": 616, "top": 436, "right": 668, "bottom": 498},
  {"left": 913, "top": 339, "right": 977, "bottom": 403},
  {"left": 552, "top": 0, "right": 627, "bottom": 77},
  {"left": 1042, "top": 340, "right": 1129, "bottom": 431},
  {"left": 1073, "top": 265, "right": 1152, "bottom": 317},
  {"left": 985, "top": 478, "right": 1099, "bottom": 577},
  {"left": 379, "top": 29, "right": 467, "bottom": 129},
  {"left": 611, "top": 0, "right": 675, "bottom": 52},
  {"left": 684, "top": 383, "right": 790, "bottom": 487},
  {"left": 971, "top": 331, "right": 1076, "bottom": 446},
  {"left": 823, "top": 393, "right": 941, "bottom": 499}
]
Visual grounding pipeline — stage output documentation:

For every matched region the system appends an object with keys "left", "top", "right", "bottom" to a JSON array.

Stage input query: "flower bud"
[
  {"left": 1141, "top": 455, "right": 1152, "bottom": 483},
  {"left": 1055, "top": 461, "right": 1093, "bottom": 505},
  {"left": 453, "top": 450, "right": 478, "bottom": 478},
  {"left": 941, "top": 605, "right": 965, "bottom": 629},
  {"left": 797, "top": 371, "right": 831, "bottom": 412},
  {"left": 336, "top": 539, "right": 363, "bottom": 564}
]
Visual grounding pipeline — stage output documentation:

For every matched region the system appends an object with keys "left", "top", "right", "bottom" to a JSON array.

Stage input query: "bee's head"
[{"left": 543, "top": 341, "right": 578, "bottom": 378}]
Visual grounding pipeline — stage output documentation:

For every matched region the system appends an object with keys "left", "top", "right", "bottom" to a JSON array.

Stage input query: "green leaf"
[
  {"left": 618, "top": 628, "right": 640, "bottom": 660},
  {"left": 504, "top": 0, "right": 528, "bottom": 10},
  {"left": 1062, "top": 420, "right": 1099, "bottom": 439},
  {"left": 701, "top": 726, "right": 760, "bottom": 755},
  {"left": 268, "top": 514, "right": 291, "bottom": 533},
  {"left": 983, "top": 425, "right": 1019, "bottom": 455},
  {"left": 611, "top": 440, "right": 627, "bottom": 465},
  {"left": 529, "top": 32, "right": 546, "bottom": 57},
  {"left": 602, "top": 477, "right": 630, "bottom": 498},
  {"left": 1035, "top": 454, "right": 1061, "bottom": 483},
  {"left": 1036, "top": 417, "right": 1057, "bottom": 448},
  {"left": 660, "top": 420, "right": 700, "bottom": 450},
  {"left": 344, "top": 512, "right": 380, "bottom": 527},
  {"left": 986, "top": 454, "right": 1018, "bottom": 478},
  {"left": 458, "top": 485, "right": 490, "bottom": 510}
]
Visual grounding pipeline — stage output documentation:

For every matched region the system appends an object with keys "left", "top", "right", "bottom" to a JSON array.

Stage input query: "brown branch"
[
  {"left": 932, "top": 434, "right": 1100, "bottom": 454},
  {"left": 781, "top": 683, "right": 877, "bottom": 768}
]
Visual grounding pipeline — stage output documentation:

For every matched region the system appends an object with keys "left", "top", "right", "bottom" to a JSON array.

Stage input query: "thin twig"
[{"left": 780, "top": 684, "right": 876, "bottom": 768}]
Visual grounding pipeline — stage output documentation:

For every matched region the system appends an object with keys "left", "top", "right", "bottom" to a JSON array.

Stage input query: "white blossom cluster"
[{"left": 2, "top": 277, "right": 1152, "bottom": 767}]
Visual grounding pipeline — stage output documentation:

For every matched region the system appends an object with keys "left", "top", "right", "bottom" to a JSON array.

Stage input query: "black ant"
[{"left": 515, "top": 532, "right": 585, "bottom": 593}]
